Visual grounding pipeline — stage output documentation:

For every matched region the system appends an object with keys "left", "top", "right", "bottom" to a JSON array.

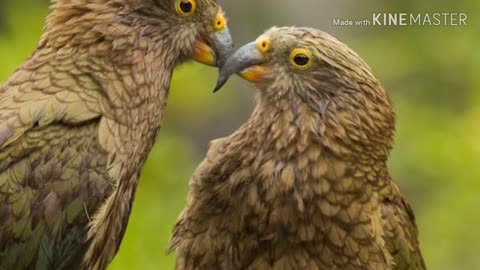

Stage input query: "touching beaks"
[
  {"left": 214, "top": 41, "right": 271, "bottom": 93},
  {"left": 193, "top": 27, "right": 234, "bottom": 67}
]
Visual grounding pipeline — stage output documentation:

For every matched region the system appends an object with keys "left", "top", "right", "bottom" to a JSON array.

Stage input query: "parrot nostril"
[
  {"left": 214, "top": 13, "right": 226, "bottom": 31},
  {"left": 256, "top": 38, "right": 271, "bottom": 54}
]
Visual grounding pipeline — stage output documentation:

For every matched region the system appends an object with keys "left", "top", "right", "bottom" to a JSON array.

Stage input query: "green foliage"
[
  {"left": 110, "top": 134, "right": 197, "bottom": 269},
  {"left": 1, "top": 1, "right": 479, "bottom": 269}
]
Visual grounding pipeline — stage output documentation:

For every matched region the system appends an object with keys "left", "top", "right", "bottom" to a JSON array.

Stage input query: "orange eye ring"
[
  {"left": 175, "top": 0, "right": 197, "bottom": 16},
  {"left": 256, "top": 38, "right": 271, "bottom": 54},
  {"left": 214, "top": 12, "right": 227, "bottom": 31},
  {"left": 290, "top": 48, "right": 313, "bottom": 70}
]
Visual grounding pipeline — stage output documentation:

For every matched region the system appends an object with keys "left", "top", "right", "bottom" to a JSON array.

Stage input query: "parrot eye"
[
  {"left": 294, "top": 54, "right": 309, "bottom": 66},
  {"left": 176, "top": 0, "right": 197, "bottom": 16},
  {"left": 290, "top": 48, "right": 313, "bottom": 70}
]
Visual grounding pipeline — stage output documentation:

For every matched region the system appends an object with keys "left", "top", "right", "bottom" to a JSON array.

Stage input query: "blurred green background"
[{"left": 1, "top": 0, "right": 479, "bottom": 269}]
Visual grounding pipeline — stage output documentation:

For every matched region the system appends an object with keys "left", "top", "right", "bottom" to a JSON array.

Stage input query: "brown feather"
[
  {"left": 171, "top": 27, "right": 426, "bottom": 270},
  {"left": 0, "top": 0, "right": 229, "bottom": 269}
]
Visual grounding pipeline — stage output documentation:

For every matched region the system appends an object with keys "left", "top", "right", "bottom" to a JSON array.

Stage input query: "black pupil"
[
  {"left": 180, "top": 1, "right": 193, "bottom": 12},
  {"left": 294, "top": 54, "right": 310, "bottom": 66}
]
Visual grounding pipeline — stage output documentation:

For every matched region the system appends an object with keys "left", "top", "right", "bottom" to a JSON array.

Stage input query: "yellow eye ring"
[
  {"left": 256, "top": 38, "right": 271, "bottom": 54},
  {"left": 290, "top": 48, "right": 313, "bottom": 70},
  {"left": 175, "top": 0, "right": 197, "bottom": 16},
  {"left": 214, "top": 12, "right": 227, "bottom": 31}
]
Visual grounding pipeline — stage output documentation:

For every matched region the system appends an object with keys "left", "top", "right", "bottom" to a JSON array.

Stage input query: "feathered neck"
[{"left": 239, "top": 82, "right": 395, "bottom": 165}]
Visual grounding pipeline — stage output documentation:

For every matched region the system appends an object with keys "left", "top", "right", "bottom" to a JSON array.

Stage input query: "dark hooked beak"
[
  {"left": 214, "top": 41, "right": 270, "bottom": 92},
  {"left": 193, "top": 27, "right": 234, "bottom": 67}
]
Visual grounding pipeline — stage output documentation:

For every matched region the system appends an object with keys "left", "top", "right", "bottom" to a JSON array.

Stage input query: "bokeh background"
[{"left": 1, "top": 0, "right": 479, "bottom": 269}]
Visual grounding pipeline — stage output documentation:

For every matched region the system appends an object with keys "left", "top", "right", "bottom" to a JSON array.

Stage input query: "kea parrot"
[
  {"left": 0, "top": 0, "right": 233, "bottom": 269},
  {"left": 170, "top": 27, "right": 426, "bottom": 270}
]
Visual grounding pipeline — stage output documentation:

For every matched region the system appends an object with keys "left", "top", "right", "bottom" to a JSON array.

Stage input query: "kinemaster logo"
[{"left": 333, "top": 12, "right": 468, "bottom": 27}]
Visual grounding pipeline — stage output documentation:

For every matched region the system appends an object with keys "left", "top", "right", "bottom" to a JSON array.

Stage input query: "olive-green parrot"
[
  {"left": 171, "top": 27, "right": 426, "bottom": 270},
  {"left": 0, "top": 0, "right": 233, "bottom": 269}
]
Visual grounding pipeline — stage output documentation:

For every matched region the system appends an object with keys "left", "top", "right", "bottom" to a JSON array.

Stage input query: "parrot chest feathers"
[{"left": 174, "top": 129, "right": 394, "bottom": 269}]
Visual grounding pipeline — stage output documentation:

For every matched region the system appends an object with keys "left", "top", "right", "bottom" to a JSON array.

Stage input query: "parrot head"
[
  {"left": 215, "top": 27, "right": 378, "bottom": 94},
  {"left": 46, "top": 0, "right": 233, "bottom": 67},
  {"left": 158, "top": 0, "right": 234, "bottom": 67},
  {"left": 214, "top": 27, "right": 395, "bottom": 158}
]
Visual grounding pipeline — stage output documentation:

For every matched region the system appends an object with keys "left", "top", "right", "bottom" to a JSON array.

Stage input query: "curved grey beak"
[
  {"left": 193, "top": 27, "right": 234, "bottom": 67},
  {"left": 209, "top": 27, "right": 234, "bottom": 67},
  {"left": 214, "top": 42, "right": 268, "bottom": 92}
]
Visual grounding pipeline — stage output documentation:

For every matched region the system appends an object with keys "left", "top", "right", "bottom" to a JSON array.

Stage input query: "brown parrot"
[
  {"left": 0, "top": 0, "right": 233, "bottom": 269},
  {"left": 170, "top": 27, "right": 426, "bottom": 270}
]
